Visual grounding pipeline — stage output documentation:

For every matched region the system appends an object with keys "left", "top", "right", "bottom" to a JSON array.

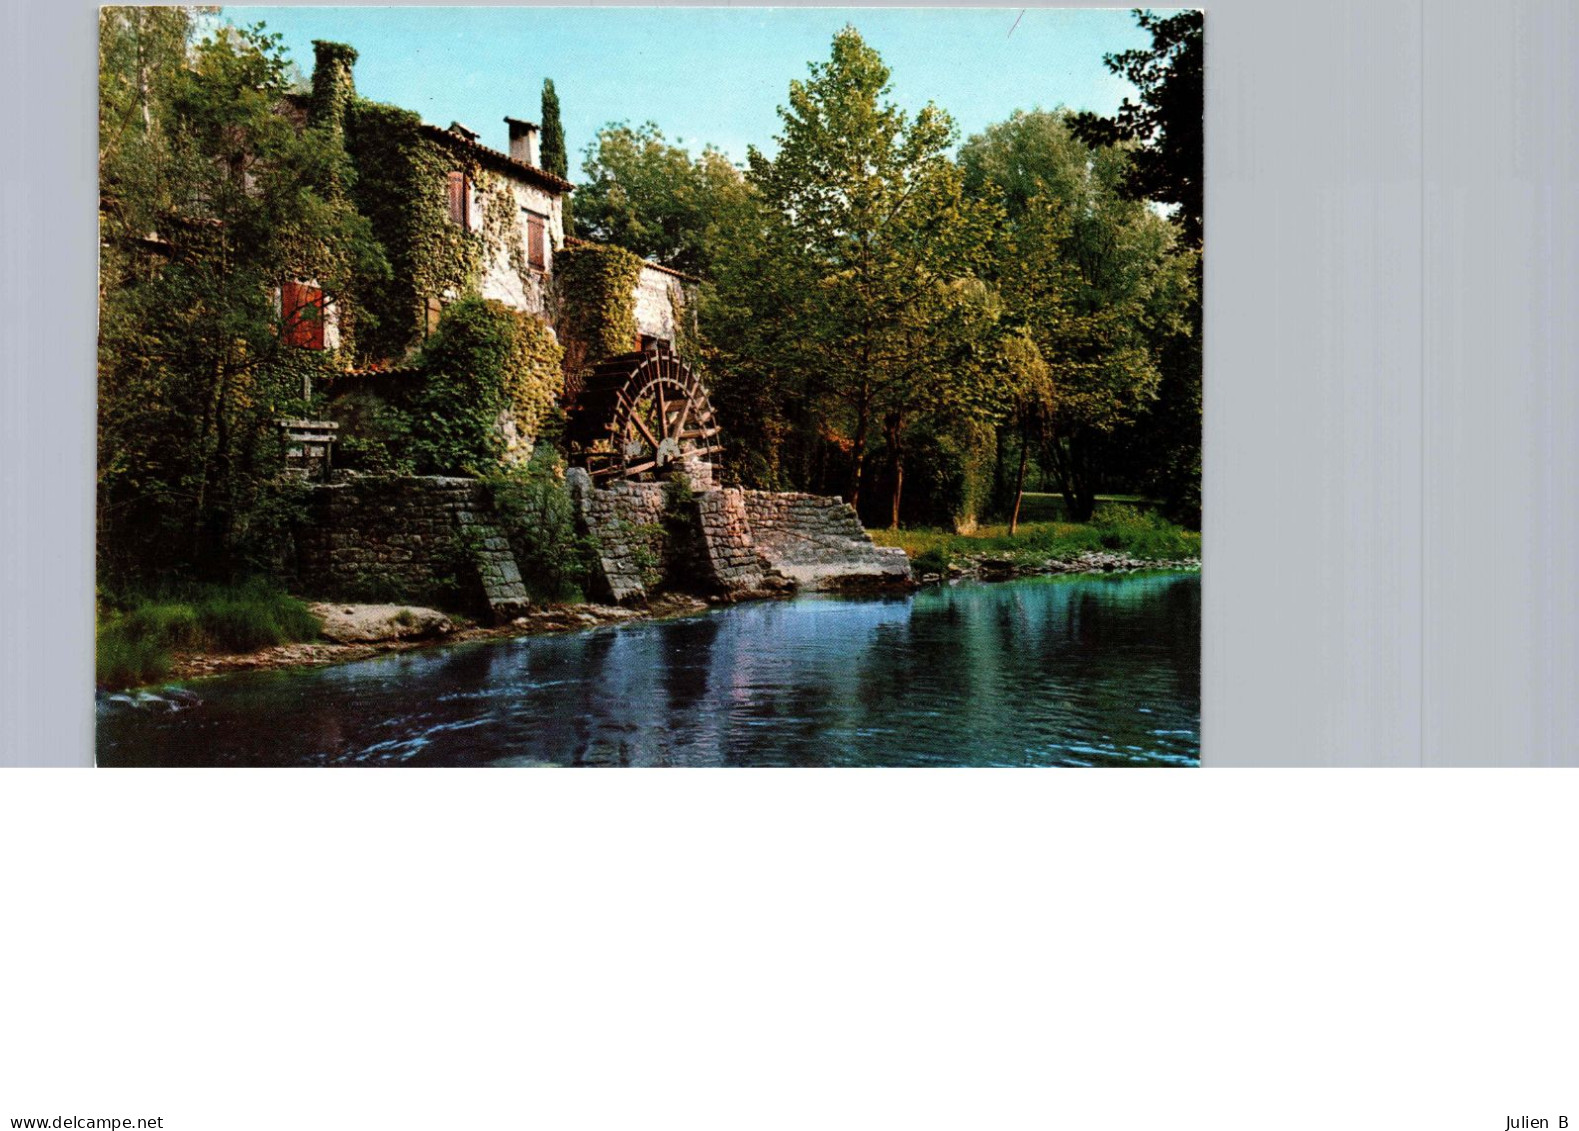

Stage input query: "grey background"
[{"left": 2, "top": 1, "right": 1573, "bottom": 767}]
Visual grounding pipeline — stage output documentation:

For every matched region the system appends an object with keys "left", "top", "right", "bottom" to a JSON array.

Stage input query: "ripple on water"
[{"left": 96, "top": 573, "right": 1200, "bottom": 768}]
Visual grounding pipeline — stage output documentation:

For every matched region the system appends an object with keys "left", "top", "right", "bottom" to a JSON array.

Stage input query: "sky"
[{"left": 219, "top": 7, "right": 1169, "bottom": 171}]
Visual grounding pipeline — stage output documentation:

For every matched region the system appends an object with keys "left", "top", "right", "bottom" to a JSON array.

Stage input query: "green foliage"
[
  {"left": 911, "top": 547, "right": 952, "bottom": 576},
  {"left": 96, "top": 631, "right": 175, "bottom": 690},
  {"left": 870, "top": 419, "right": 995, "bottom": 531},
  {"left": 709, "top": 27, "right": 1005, "bottom": 525},
  {"left": 960, "top": 108, "right": 1196, "bottom": 521},
  {"left": 623, "top": 523, "right": 666, "bottom": 593},
  {"left": 344, "top": 99, "right": 484, "bottom": 361},
  {"left": 406, "top": 296, "right": 564, "bottom": 475},
  {"left": 540, "top": 79, "right": 568, "bottom": 179},
  {"left": 486, "top": 449, "right": 601, "bottom": 602},
  {"left": 97, "top": 16, "right": 387, "bottom": 588},
  {"left": 1071, "top": 10, "right": 1204, "bottom": 248},
  {"left": 96, "top": 580, "right": 323, "bottom": 688},
  {"left": 540, "top": 78, "right": 571, "bottom": 232},
  {"left": 1068, "top": 10, "right": 1203, "bottom": 520},
  {"left": 551, "top": 240, "right": 643, "bottom": 374},
  {"left": 327, "top": 387, "right": 416, "bottom": 475},
  {"left": 869, "top": 513, "right": 1199, "bottom": 571},
  {"left": 576, "top": 122, "right": 752, "bottom": 277}
]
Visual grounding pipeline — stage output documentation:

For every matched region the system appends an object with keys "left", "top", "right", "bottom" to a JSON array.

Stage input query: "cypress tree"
[{"left": 540, "top": 77, "right": 571, "bottom": 232}]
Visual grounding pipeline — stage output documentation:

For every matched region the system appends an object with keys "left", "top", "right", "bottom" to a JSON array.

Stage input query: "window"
[
  {"left": 281, "top": 281, "right": 325, "bottom": 350},
  {"left": 447, "top": 171, "right": 472, "bottom": 229},
  {"left": 523, "top": 209, "right": 547, "bottom": 270}
]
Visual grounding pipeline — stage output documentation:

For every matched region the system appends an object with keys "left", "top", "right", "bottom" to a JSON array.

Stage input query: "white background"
[
  {"left": 3, "top": 0, "right": 1579, "bottom": 1127},
  {"left": 2, "top": 772, "right": 1576, "bottom": 1130}
]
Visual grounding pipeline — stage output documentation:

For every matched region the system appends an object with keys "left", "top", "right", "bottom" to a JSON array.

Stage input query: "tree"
[
  {"left": 1070, "top": 9, "right": 1203, "bottom": 525},
  {"left": 997, "top": 331, "right": 1055, "bottom": 535},
  {"left": 539, "top": 77, "right": 571, "bottom": 233},
  {"left": 1071, "top": 8, "right": 1203, "bottom": 248},
  {"left": 720, "top": 26, "right": 1002, "bottom": 523},
  {"left": 539, "top": 78, "right": 568, "bottom": 179},
  {"left": 962, "top": 110, "right": 1195, "bottom": 522},
  {"left": 97, "top": 20, "right": 386, "bottom": 585},
  {"left": 575, "top": 122, "right": 750, "bottom": 277}
]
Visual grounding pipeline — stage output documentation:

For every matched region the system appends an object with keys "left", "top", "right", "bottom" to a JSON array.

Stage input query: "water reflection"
[{"left": 97, "top": 573, "right": 1200, "bottom": 767}]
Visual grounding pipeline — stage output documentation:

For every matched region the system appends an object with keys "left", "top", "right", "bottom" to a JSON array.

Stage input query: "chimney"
[
  {"left": 506, "top": 117, "right": 540, "bottom": 167},
  {"left": 309, "top": 41, "right": 358, "bottom": 138}
]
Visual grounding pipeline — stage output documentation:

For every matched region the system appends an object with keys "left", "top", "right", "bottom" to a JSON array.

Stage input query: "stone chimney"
[
  {"left": 309, "top": 41, "right": 358, "bottom": 138},
  {"left": 506, "top": 117, "right": 541, "bottom": 167}
]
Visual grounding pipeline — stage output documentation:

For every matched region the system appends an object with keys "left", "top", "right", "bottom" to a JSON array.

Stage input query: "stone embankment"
[
  {"left": 293, "top": 471, "right": 912, "bottom": 622},
  {"left": 740, "top": 490, "right": 912, "bottom": 589},
  {"left": 565, "top": 470, "right": 910, "bottom": 603},
  {"left": 295, "top": 476, "right": 531, "bottom": 620}
]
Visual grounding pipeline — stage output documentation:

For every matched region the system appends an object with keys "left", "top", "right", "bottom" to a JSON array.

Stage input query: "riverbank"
[
  {"left": 160, "top": 593, "right": 715, "bottom": 684},
  {"left": 869, "top": 509, "right": 1200, "bottom": 580},
  {"left": 100, "top": 507, "right": 1199, "bottom": 690}
]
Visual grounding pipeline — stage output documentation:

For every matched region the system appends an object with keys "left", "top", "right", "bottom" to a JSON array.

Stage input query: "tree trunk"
[
  {"left": 848, "top": 399, "right": 869, "bottom": 510},
  {"left": 885, "top": 412, "right": 904, "bottom": 530},
  {"left": 1008, "top": 429, "right": 1030, "bottom": 536},
  {"left": 1048, "top": 432, "right": 1097, "bottom": 523}
]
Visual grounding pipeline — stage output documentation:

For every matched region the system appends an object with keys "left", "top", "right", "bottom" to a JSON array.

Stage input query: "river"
[{"left": 97, "top": 571, "right": 1200, "bottom": 767}]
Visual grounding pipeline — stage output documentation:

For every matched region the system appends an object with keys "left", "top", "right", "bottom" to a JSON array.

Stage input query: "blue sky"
[{"left": 219, "top": 7, "right": 1171, "bottom": 170}]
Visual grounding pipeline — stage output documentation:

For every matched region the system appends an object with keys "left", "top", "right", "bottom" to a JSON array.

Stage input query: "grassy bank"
[
  {"left": 97, "top": 580, "right": 322, "bottom": 690},
  {"left": 869, "top": 504, "right": 1200, "bottom": 574}
]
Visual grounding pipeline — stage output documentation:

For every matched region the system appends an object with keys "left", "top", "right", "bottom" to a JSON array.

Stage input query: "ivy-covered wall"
[
  {"left": 344, "top": 100, "right": 486, "bottom": 362},
  {"left": 329, "top": 296, "right": 563, "bottom": 476},
  {"left": 551, "top": 241, "right": 643, "bottom": 382},
  {"left": 341, "top": 102, "right": 560, "bottom": 364}
]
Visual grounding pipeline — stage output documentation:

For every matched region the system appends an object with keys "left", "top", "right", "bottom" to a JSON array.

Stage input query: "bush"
[
  {"left": 488, "top": 449, "right": 600, "bottom": 602},
  {"left": 330, "top": 389, "right": 416, "bottom": 475},
  {"left": 912, "top": 547, "right": 951, "bottom": 576},
  {"left": 96, "top": 630, "right": 173, "bottom": 689},
  {"left": 408, "top": 297, "right": 564, "bottom": 476},
  {"left": 96, "top": 581, "right": 323, "bottom": 689}
]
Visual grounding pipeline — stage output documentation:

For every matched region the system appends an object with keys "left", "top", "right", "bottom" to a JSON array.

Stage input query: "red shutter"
[
  {"left": 304, "top": 286, "right": 324, "bottom": 350},
  {"left": 281, "top": 281, "right": 297, "bottom": 344},
  {"left": 282, "top": 281, "right": 324, "bottom": 349},
  {"left": 448, "top": 171, "right": 468, "bottom": 228},
  {"left": 526, "top": 212, "right": 546, "bottom": 270}
]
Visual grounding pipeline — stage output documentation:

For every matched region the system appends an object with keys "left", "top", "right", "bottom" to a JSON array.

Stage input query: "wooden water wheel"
[{"left": 566, "top": 349, "right": 722, "bottom": 481}]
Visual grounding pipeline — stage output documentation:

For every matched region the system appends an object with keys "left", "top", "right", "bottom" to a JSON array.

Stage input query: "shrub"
[
  {"left": 95, "top": 581, "right": 323, "bottom": 688},
  {"left": 329, "top": 389, "right": 416, "bottom": 475},
  {"left": 407, "top": 297, "right": 564, "bottom": 476},
  {"left": 912, "top": 547, "right": 951, "bottom": 576},
  {"left": 487, "top": 449, "right": 600, "bottom": 602},
  {"left": 96, "top": 629, "right": 173, "bottom": 689}
]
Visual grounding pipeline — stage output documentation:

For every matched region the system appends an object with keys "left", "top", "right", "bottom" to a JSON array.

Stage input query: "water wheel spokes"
[{"left": 567, "top": 350, "right": 721, "bottom": 482}]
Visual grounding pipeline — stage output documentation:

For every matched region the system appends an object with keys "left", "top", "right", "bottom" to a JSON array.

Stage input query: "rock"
[{"left": 309, "top": 603, "right": 453, "bottom": 644}]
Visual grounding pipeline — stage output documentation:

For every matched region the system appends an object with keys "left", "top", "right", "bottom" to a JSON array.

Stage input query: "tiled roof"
[
  {"left": 563, "top": 236, "right": 700, "bottom": 283},
  {"left": 419, "top": 123, "right": 575, "bottom": 194},
  {"left": 333, "top": 363, "right": 423, "bottom": 380}
]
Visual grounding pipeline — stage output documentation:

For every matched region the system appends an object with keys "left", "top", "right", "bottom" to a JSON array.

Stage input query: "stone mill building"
[{"left": 279, "top": 40, "right": 910, "bottom": 615}]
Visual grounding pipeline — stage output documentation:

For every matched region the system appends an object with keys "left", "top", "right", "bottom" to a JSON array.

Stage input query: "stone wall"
[
  {"left": 691, "top": 489, "right": 766, "bottom": 595},
  {"left": 295, "top": 476, "right": 529, "bottom": 621},
  {"left": 742, "top": 491, "right": 911, "bottom": 589},
  {"left": 565, "top": 473, "right": 669, "bottom": 604},
  {"left": 294, "top": 472, "right": 912, "bottom": 619},
  {"left": 565, "top": 470, "right": 911, "bottom": 603}
]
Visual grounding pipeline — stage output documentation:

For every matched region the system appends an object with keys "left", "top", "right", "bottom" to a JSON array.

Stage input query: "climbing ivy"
[
  {"left": 404, "top": 296, "right": 564, "bottom": 475},
  {"left": 551, "top": 241, "right": 643, "bottom": 377},
  {"left": 343, "top": 99, "right": 539, "bottom": 363}
]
